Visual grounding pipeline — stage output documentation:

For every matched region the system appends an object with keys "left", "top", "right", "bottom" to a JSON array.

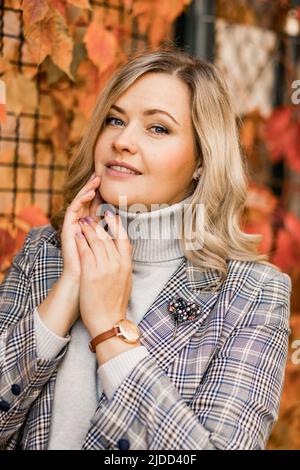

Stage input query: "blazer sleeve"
[
  {"left": 0, "top": 229, "right": 68, "bottom": 447},
  {"left": 83, "top": 271, "right": 291, "bottom": 450}
]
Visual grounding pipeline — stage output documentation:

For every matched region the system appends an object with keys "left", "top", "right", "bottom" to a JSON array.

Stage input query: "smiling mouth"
[{"left": 105, "top": 166, "right": 142, "bottom": 177}]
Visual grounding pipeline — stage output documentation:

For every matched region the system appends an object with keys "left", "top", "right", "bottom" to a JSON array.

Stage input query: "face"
[{"left": 94, "top": 72, "right": 197, "bottom": 211}]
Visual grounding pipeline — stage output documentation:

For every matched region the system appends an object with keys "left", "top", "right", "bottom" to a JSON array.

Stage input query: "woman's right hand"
[{"left": 61, "top": 172, "right": 102, "bottom": 281}]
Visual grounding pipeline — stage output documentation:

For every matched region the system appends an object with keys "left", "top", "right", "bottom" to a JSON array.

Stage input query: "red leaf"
[
  {"left": 271, "top": 228, "right": 300, "bottom": 272},
  {"left": 264, "top": 106, "right": 300, "bottom": 172}
]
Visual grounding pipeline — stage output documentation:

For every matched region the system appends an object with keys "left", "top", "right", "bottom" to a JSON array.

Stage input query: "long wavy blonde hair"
[{"left": 50, "top": 46, "right": 277, "bottom": 282}]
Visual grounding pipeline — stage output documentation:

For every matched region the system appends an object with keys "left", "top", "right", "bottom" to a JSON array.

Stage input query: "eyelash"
[{"left": 105, "top": 116, "right": 169, "bottom": 135}]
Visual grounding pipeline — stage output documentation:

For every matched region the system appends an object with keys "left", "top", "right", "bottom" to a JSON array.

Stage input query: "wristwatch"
[{"left": 89, "top": 319, "right": 141, "bottom": 353}]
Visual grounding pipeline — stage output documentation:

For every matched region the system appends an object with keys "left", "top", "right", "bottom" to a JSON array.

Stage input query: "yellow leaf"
[
  {"left": 84, "top": 23, "right": 118, "bottom": 73},
  {"left": 5, "top": 73, "right": 38, "bottom": 116}
]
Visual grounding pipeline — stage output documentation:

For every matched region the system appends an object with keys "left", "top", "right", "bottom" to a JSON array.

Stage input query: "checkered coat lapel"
[{"left": 136, "top": 258, "right": 223, "bottom": 372}]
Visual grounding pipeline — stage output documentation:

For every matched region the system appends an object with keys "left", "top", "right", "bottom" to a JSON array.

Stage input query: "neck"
[{"left": 116, "top": 194, "right": 193, "bottom": 262}]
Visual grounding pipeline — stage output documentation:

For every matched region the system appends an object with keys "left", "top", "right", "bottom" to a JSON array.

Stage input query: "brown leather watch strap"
[{"left": 89, "top": 326, "right": 117, "bottom": 353}]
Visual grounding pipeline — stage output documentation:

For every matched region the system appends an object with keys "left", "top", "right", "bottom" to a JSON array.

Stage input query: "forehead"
[{"left": 114, "top": 73, "right": 191, "bottom": 116}]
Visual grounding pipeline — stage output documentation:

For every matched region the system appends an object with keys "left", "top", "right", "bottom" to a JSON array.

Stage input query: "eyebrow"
[{"left": 110, "top": 104, "right": 180, "bottom": 126}]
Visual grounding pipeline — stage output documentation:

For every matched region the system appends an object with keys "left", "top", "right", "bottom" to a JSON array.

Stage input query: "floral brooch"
[{"left": 167, "top": 297, "right": 202, "bottom": 324}]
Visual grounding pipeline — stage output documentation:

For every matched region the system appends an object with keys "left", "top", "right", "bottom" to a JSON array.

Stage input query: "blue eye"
[
  {"left": 105, "top": 116, "right": 123, "bottom": 126},
  {"left": 105, "top": 116, "right": 169, "bottom": 135},
  {"left": 151, "top": 125, "right": 168, "bottom": 134}
]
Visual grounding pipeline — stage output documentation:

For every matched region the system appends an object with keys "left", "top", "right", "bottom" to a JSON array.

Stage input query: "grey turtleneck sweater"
[{"left": 34, "top": 194, "right": 192, "bottom": 450}]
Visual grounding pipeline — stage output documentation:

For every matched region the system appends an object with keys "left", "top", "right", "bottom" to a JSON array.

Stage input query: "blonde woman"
[{"left": 0, "top": 48, "right": 291, "bottom": 450}]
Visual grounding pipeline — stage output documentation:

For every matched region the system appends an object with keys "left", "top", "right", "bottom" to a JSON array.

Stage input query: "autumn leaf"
[
  {"left": 244, "top": 218, "right": 273, "bottom": 253},
  {"left": 123, "top": 0, "right": 133, "bottom": 12},
  {"left": 22, "top": 7, "right": 74, "bottom": 80},
  {"left": 17, "top": 205, "right": 49, "bottom": 227},
  {"left": 5, "top": 72, "right": 38, "bottom": 115},
  {"left": 132, "top": 0, "right": 192, "bottom": 46},
  {"left": 48, "top": 10, "right": 74, "bottom": 80},
  {"left": 23, "top": 16, "right": 52, "bottom": 65},
  {"left": 0, "top": 79, "right": 6, "bottom": 123},
  {"left": 48, "top": 0, "right": 67, "bottom": 17},
  {"left": 66, "top": 0, "right": 91, "bottom": 9},
  {"left": 21, "top": 0, "right": 49, "bottom": 24},
  {"left": 264, "top": 106, "right": 300, "bottom": 173},
  {"left": 271, "top": 226, "right": 300, "bottom": 272},
  {"left": 0, "top": 227, "right": 16, "bottom": 266},
  {"left": 245, "top": 182, "right": 277, "bottom": 215},
  {"left": 0, "top": 104, "right": 7, "bottom": 124},
  {"left": 84, "top": 22, "right": 118, "bottom": 73}
]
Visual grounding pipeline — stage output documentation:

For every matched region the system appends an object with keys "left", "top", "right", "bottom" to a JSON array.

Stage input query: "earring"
[{"left": 192, "top": 166, "right": 202, "bottom": 180}]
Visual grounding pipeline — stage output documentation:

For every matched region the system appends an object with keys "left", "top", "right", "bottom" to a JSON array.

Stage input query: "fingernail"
[
  {"left": 76, "top": 231, "right": 84, "bottom": 238},
  {"left": 86, "top": 216, "right": 94, "bottom": 224},
  {"left": 79, "top": 217, "right": 89, "bottom": 224},
  {"left": 92, "top": 175, "right": 99, "bottom": 181},
  {"left": 105, "top": 210, "right": 114, "bottom": 218}
]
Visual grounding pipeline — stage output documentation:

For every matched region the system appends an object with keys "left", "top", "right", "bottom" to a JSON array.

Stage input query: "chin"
[{"left": 100, "top": 190, "right": 150, "bottom": 212}]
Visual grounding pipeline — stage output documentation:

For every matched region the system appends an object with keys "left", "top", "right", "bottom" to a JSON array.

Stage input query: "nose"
[{"left": 112, "top": 125, "right": 138, "bottom": 154}]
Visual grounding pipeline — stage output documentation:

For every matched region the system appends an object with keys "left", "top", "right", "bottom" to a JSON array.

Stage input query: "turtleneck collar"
[{"left": 116, "top": 194, "right": 193, "bottom": 263}]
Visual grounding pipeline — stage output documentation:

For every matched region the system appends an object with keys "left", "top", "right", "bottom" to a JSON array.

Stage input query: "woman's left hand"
[{"left": 75, "top": 211, "right": 133, "bottom": 338}]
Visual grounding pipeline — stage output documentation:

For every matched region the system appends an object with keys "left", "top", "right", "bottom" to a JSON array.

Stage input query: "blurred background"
[{"left": 0, "top": 0, "right": 299, "bottom": 449}]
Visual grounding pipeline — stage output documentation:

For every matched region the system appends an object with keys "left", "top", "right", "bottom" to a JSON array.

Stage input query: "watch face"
[{"left": 119, "top": 320, "right": 140, "bottom": 343}]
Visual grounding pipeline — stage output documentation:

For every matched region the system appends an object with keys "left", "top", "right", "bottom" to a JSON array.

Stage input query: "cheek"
[
  {"left": 94, "top": 133, "right": 110, "bottom": 159},
  {"left": 153, "top": 145, "right": 194, "bottom": 178}
]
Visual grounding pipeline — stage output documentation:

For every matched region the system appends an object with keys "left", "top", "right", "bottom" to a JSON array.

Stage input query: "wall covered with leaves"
[{"left": 0, "top": 0, "right": 191, "bottom": 279}]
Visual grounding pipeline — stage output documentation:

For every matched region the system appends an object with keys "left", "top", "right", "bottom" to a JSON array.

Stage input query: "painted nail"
[
  {"left": 86, "top": 216, "right": 94, "bottom": 224},
  {"left": 105, "top": 210, "right": 114, "bottom": 218},
  {"left": 79, "top": 217, "right": 88, "bottom": 224}
]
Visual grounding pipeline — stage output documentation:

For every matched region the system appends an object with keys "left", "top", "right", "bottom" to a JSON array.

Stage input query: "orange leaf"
[
  {"left": 0, "top": 104, "right": 7, "bottom": 123},
  {"left": 156, "top": 0, "right": 188, "bottom": 23},
  {"left": 48, "top": 10, "right": 74, "bottom": 80},
  {"left": 23, "top": 18, "right": 52, "bottom": 65},
  {"left": 16, "top": 205, "right": 49, "bottom": 227},
  {"left": 23, "top": 7, "right": 74, "bottom": 79},
  {"left": 66, "top": 0, "right": 91, "bottom": 9},
  {"left": 84, "top": 23, "right": 118, "bottom": 73},
  {"left": 5, "top": 72, "right": 38, "bottom": 115},
  {"left": 48, "top": 0, "right": 67, "bottom": 17},
  {"left": 22, "top": 0, "right": 49, "bottom": 23}
]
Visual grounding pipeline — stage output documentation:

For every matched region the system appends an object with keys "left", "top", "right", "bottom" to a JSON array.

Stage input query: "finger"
[
  {"left": 76, "top": 175, "right": 101, "bottom": 200},
  {"left": 104, "top": 210, "right": 132, "bottom": 258},
  {"left": 78, "top": 217, "right": 110, "bottom": 264},
  {"left": 89, "top": 188, "right": 103, "bottom": 222},
  {"left": 66, "top": 189, "right": 96, "bottom": 224},
  {"left": 75, "top": 230, "right": 94, "bottom": 266}
]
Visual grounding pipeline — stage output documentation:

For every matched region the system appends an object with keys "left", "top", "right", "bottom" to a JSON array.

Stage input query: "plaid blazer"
[{"left": 0, "top": 224, "right": 292, "bottom": 450}]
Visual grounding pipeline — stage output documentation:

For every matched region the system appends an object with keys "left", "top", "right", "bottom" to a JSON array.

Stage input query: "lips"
[
  {"left": 105, "top": 166, "right": 141, "bottom": 178},
  {"left": 105, "top": 160, "right": 142, "bottom": 175}
]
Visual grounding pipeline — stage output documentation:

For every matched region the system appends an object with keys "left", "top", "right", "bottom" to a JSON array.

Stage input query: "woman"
[{"left": 0, "top": 48, "right": 291, "bottom": 450}]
